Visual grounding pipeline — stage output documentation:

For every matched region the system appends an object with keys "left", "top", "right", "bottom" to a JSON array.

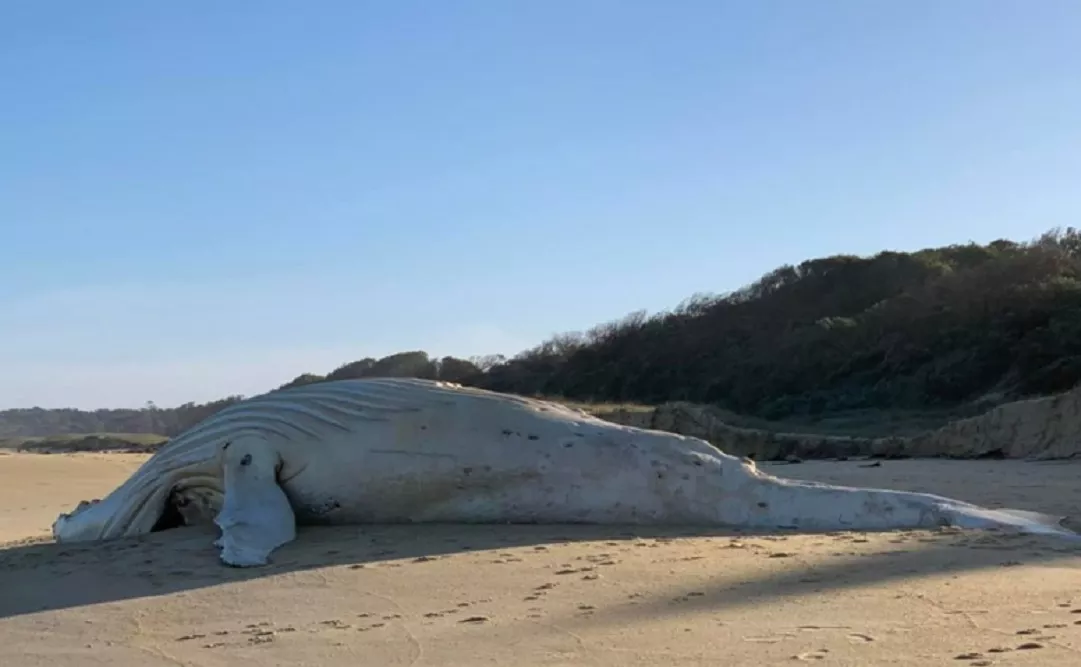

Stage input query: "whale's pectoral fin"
[{"left": 213, "top": 439, "right": 297, "bottom": 567}]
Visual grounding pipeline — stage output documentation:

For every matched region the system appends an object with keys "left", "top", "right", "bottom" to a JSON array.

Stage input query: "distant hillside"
[
  {"left": 478, "top": 227, "right": 1081, "bottom": 418},
  {"left": 5, "top": 227, "right": 1081, "bottom": 439}
]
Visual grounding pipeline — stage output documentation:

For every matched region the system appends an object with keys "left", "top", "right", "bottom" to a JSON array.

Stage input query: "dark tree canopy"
[{"left": 471, "top": 227, "right": 1081, "bottom": 418}]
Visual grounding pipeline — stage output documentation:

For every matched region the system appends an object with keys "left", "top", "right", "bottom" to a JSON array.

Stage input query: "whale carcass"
[{"left": 51, "top": 378, "right": 1079, "bottom": 567}]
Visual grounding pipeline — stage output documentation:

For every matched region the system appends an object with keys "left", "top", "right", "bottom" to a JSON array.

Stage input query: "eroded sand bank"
[{"left": 1, "top": 451, "right": 1080, "bottom": 666}]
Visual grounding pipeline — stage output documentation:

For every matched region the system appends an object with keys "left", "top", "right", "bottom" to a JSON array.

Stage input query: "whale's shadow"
[{"left": 3, "top": 521, "right": 1079, "bottom": 621}]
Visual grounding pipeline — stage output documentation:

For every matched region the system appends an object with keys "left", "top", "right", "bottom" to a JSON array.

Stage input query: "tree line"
[{"left": 5, "top": 227, "right": 1081, "bottom": 438}]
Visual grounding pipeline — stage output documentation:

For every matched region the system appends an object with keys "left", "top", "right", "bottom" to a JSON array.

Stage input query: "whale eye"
[{"left": 240, "top": 454, "right": 252, "bottom": 466}]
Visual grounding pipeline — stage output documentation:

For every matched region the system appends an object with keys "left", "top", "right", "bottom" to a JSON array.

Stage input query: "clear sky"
[{"left": 2, "top": 2, "right": 1079, "bottom": 409}]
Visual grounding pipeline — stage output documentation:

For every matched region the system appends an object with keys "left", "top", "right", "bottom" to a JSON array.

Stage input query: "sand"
[
  {"left": 2, "top": 451, "right": 1081, "bottom": 666},
  {"left": 600, "top": 388, "right": 1081, "bottom": 461}
]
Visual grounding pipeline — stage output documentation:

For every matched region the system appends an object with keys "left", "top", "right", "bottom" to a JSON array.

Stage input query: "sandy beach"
[{"left": 2, "top": 451, "right": 1080, "bottom": 666}]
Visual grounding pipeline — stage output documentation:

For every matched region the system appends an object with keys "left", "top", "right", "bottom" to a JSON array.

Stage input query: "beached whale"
[{"left": 51, "top": 378, "right": 1079, "bottom": 567}]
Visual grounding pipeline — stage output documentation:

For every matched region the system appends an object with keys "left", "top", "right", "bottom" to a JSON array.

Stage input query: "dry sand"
[{"left": 2, "top": 451, "right": 1080, "bottom": 666}]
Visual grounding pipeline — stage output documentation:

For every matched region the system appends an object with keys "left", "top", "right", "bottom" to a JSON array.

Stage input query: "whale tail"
[
  {"left": 938, "top": 505, "right": 1081, "bottom": 540},
  {"left": 736, "top": 468, "right": 1081, "bottom": 541}
]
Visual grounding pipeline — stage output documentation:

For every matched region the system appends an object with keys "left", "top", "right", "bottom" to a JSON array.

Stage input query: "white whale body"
[{"left": 52, "top": 378, "right": 1079, "bottom": 567}]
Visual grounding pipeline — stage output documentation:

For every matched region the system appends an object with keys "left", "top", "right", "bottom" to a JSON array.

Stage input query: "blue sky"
[{"left": 2, "top": 2, "right": 1079, "bottom": 409}]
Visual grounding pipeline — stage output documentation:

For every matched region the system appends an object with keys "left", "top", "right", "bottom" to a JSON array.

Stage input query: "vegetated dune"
[
  {"left": 592, "top": 384, "right": 1081, "bottom": 461},
  {"left": 0, "top": 433, "right": 167, "bottom": 455}
]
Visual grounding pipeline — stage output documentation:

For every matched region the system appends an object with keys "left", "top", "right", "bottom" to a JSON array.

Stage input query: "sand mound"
[
  {"left": 903, "top": 390, "right": 1081, "bottom": 459},
  {"left": 596, "top": 386, "right": 1081, "bottom": 461}
]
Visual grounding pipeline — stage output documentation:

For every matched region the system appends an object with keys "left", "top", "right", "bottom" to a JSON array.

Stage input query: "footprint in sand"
[
  {"left": 798, "top": 625, "right": 851, "bottom": 631},
  {"left": 247, "top": 631, "right": 275, "bottom": 646},
  {"left": 556, "top": 565, "right": 596, "bottom": 575},
  {"left": 743, "top": 633, "right": 796, "bottom": 644},
  {"left": 176, "top": 633, "right": 207, "bottom": 642},
  {"left": 669, "top": 591, "right": 706, "bottom": 604},
  {"left": 793, "top": 648, "right": 830, "bottom": 660},
  {"left": 242, "top": 623, "right": 281, "bottom": 644}
]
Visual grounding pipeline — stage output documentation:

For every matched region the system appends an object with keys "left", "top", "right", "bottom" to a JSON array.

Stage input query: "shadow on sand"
[
  {"left": 3, "top": 523, "right": 1079, "bottom": 621},
  {"left": 557, "top": 529, "right": 1081, "bottom": 631}
]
